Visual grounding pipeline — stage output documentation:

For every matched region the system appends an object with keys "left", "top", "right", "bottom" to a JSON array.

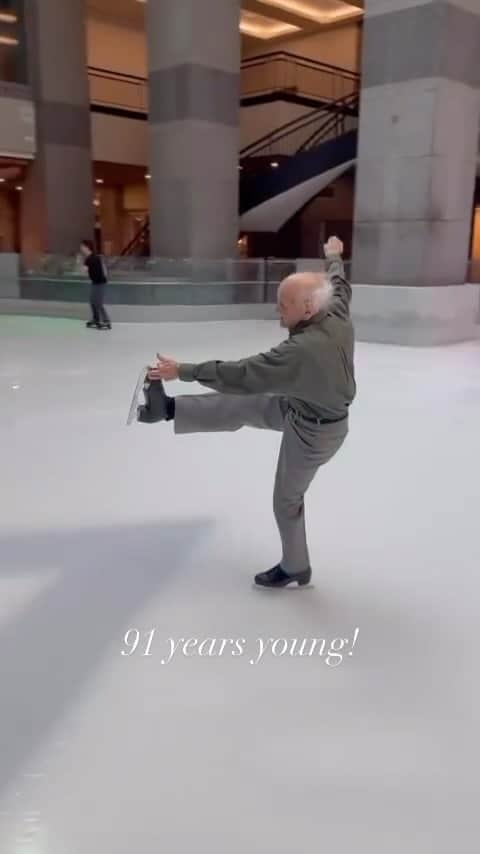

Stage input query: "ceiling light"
[
  {"left": 240, "top": 10, "right": 300, "bottom": 39},
  {"left": 96, "top": 178, "right": 104, "bottom": 185},
  {"left": 0, "top": 11, "right": 17, "bottom": 23},
  {"left": 0, "top": 35, "right": 19, "bottom": 45},
  {"left": 0, "top": 178, "right": 5, "bottom": 183},
  {"left": 259, "top": 0, "right": 362, "bottom": 25},
  {"left": 16, "top": 185, "right": 22, "bottom": 191},
  {"left": 270, "top": 161, "right": 279, "bottom": 168},
  {"left": 93, "top": 199, "right": 100, "bottom": 207},
  {"left": 145, "top": 173, "right": 151, "bottom": 180}
]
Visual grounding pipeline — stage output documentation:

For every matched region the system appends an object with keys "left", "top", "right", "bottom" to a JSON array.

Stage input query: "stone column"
[
  {"left": 147, "top": 0, "right": 241, "bottom": 258},
  {"left": 21, "top": 0, "right": 94, "bottom": 257},
  {"left": 353, "top": 0, "right": 480, "bottom": 286}
]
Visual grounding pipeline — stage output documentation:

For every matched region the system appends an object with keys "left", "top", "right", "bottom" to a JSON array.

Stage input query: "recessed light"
[
  {"left": 96, "top": 178, "right": 104, "bottom": 185},
  {"left": 240, "top": 10, "right": 300, "bottom": 39},
  {"left": 0, "top": 12, "right": 17, "bottom": 23},
  {"left": 270, "top": 161, "right": 279, "bottom": 169},
  {"left": 0, "top": 35, "right": 19, "bottom": 46},
  {"left": 16, "top": 185, "right": 22, "bottom": 191},
  {"left": 145, "top": 173, "right": 151, "bottom": 180},
  {"left": 0, "top": 178, "right": 5, "bottom": 183},
  {"left": 93, "top": 199, "right": 100, "bottom": 207},
  {"left": 259, "top": 0, "right": 361, "bottom": 25}
]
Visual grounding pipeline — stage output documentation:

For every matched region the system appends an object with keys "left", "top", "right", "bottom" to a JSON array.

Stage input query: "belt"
[{"left": 289, "top": 408, "right": 348, "bottom": 426}]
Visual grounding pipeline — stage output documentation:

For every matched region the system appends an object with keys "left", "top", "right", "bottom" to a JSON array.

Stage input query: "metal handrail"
[
  {"left": 119, "top": 218, "right": 150, "bottom": 258},
  {"left": 88, "top": 65, "right": 146, "bottom": 84},
  {"left": 240, "top": 92, "right": 359, "bottom": 159},
  {"left": 297, "top": 93, "right": 359, "bottom": 152},
  {"left": 241, "top": 51, "right": 360, "bottom": 82}
]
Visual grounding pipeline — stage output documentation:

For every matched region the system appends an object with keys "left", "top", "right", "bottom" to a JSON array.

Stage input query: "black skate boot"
[
  {"left": 254, "top": 564, "right": 312, "bottom": 589},
  {"left": 86, "top": 320, "right": 101, "bottom": 329},
  {"left": 126, "top": 367, "right": 174, "bottom": 426},
  {"left": 137, "top": 378, "right": 169, "bottom": 424}
]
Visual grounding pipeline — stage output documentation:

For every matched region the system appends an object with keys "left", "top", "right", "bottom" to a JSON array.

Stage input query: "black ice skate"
[
  {"left": 126, "top": 367, "right": 169, "bottom": 426},
  {"left": 86, "top": 321, "right": 101, "bottom": 329},
  {"left": 254, "top": 565, "right": 312, "bottom": 589}
]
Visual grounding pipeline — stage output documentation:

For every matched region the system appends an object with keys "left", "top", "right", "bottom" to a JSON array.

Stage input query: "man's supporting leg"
[
  {"left": 89, "top": 284, "right": 100, "bottom": 325},
  {"left": 94, "top": 284, "right": 111, "bottom": 326},
  {"left": 273, "top": 416, "right": 349, "bottom": 576},
  {"left": 99, "top": 301, "right": 111, "bottom": 326},
  {"left": 174, "top": 393, "right": 288, "bottom": 434}
]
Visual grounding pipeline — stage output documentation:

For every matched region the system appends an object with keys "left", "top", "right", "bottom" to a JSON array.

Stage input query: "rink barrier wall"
[
  {"left": 0, "top": 298, "right": 278, "bottom": 323},
  {"left": 0, "top": 254, "right": 20, "bottom": 298},
  {"left": 1, "top": 260, "right": 480, "bottom": 344},
  {"left": 351, "top": 283, "right": 480, "bottom": 346}
]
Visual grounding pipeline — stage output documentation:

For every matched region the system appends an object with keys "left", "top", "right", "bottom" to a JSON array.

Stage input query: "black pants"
[{"left": 90, "top": 283, "right": 111, "bottom": 325}]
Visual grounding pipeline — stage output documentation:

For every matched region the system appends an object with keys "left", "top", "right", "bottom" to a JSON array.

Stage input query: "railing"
[
  {"left": 88, "top": 66, "right": 148, "bottom": 114},
  {"left": 88, "top": 53, "right": 360, "bottom": 116},
  {"left": 21, "top": 256, "right": 327, "bottom": 305},
  {"left": 240, "top": 92, "right": 359, "bottom": 160},
  {"left": 241, "top": 52, "right": 359, "bottom": 104},
  {"left": 120, "top": 218, "right": 150, "bottom": 257}
]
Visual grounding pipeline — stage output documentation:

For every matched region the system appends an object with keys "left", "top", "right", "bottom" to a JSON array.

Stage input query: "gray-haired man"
[{"left": 136, "top": 236, "right": 356, "bottom": 589}]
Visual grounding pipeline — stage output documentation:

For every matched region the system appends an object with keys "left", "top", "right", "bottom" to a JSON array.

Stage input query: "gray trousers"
[
  {"left": 90, "top": 283, "right": 111, "bottom": 326},
  {"left": 175, "top": 394, "right": 348, "bottom": 574}
]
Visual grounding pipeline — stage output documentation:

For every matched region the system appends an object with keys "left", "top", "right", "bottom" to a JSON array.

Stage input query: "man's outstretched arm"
[
  {"left": 177, "top": 338, "right": 302, "bottom": 396},
  {"left": 148, "top": 338, "right": 303, "bottom": 396}
]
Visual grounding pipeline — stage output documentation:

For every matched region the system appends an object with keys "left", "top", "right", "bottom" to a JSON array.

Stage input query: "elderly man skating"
[{"left": 135, "top": 236, "right": 356, "bottom": 589}]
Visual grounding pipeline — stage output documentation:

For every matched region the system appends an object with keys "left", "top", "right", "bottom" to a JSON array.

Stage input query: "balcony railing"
[
  {"left": 88, "top": 53, "right": 360, "bottom": 117},
  {"left": 88, "top": 66, "right": 148, "bottom": 115},
  {"left": 241, "top": 51, "right": 360, "bottom": 105}
]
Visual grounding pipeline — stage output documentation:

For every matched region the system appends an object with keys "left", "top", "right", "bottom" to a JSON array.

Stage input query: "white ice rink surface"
[{"left": 0, "top": 315, "right": 479, "bottom": 853}]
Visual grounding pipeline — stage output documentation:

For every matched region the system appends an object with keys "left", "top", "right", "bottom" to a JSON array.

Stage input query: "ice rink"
[{"left": 0, "top": 314, "right": 479, "bottom": 853}]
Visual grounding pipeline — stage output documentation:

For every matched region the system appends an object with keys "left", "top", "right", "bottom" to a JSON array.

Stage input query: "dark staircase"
[{"left": 117, "top": 62, "right": 360, "bottom": 255}]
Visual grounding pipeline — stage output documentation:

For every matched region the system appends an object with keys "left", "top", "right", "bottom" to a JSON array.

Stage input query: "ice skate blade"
[
  {"left": 126, "top": 366, "right": 149, "bottom": 426},
  {"left": 252, "top": 581, "right": 314, "bottom": 592}
]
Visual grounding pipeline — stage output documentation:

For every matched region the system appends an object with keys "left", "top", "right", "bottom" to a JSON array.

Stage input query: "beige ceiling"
[
  {"left": 87, "top": 0, "right": 145, "bottom": 27},
  {"left": 87, "top": 0, "right": 363, "bottom": 37}
]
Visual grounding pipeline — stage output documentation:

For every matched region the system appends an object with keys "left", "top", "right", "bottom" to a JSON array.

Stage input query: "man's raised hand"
[{"left": 324, "top": 236, "right": 344, "bottom": 259}]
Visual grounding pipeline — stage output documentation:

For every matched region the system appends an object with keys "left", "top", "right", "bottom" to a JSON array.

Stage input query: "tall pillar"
[
  {"left": 353, "top": 0, "right": 480, "bottom": 286},
  {"left": 22, "top": 0, "right": 93, "bottom": 257},
  {"left": 147, "top": 0, "right": 241, "bottom": 258}
]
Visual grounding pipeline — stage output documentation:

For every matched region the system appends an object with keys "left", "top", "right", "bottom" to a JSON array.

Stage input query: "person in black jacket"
[{"left": 80, "top": 240, "right": 112, "bottom": 330}]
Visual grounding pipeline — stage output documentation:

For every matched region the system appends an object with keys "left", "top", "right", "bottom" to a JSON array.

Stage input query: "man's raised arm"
[{"left": 324, "top": 236, "right": 352, "bottom": 321}]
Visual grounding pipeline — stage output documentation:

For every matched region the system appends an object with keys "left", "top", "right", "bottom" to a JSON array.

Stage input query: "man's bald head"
[{"left": 277, "top": 271, "right": 333, "bottom": 330}]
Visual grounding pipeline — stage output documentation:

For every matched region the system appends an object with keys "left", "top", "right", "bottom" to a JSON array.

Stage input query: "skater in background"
[
  {"left": 134, "top": 237, "right": 355, "bottom": 589},
  {"left": 80, "top": 240, "right": 112, "bottom": 330}
]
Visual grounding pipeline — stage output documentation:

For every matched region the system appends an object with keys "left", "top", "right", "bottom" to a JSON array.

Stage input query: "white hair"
[{"left": 309, "top": 275, "right": 334, "bottom": 314}]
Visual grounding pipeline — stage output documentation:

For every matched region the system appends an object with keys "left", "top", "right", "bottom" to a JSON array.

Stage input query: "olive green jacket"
[{"left": 178, "top": 257, "right": 356, "bottom": 420}]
